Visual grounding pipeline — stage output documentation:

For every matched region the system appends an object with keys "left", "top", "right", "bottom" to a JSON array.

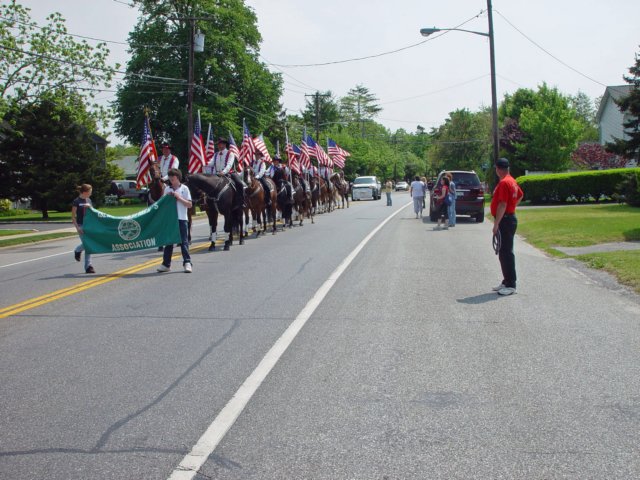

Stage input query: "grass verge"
[
  {"left": 0, "top": 205, "right": 149, "bottom": 222},
  {"left": 575, "top": 250, "right": 640, "bottom": 294},
  {"left": 0, "top": 232, "right": 77, "bottom": 248},
  {"left": 0, "top": 229, "right": 33, "bottom": 236}
]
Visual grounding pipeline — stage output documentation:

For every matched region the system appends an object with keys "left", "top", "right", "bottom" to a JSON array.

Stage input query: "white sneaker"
[
  {"left": 492, "top": 283, "right": 505, "bottom": 291},
  {"left": 184, "top": 263, "right": 192, "bottom": 273},
  {"left": 157, "top": 264, "right": 170, "bottom": 273},
  {"left": 497, "top": 287, "right": 516, "bottom": 296}
]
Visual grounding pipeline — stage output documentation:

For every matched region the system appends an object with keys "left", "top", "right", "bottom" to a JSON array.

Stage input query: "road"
[{"left": 1, "top": 194, "right": 639, "bottom": 479}]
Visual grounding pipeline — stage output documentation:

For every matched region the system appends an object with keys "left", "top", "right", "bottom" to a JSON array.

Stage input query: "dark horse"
[
  {"left": 292, "top": 173, "right": 314, "bottom": 226},
  {"left": 330, "top": 172, "right": 350, "bottom": 209},
  {"left": 243, "top": 169, "right": 277, "bottom": 236},
  {"left": 186, "top": 173, "right": 244, "bottom": 251},
  {"left": 272, "top": 168, "right": 294, "bottom": 228}
]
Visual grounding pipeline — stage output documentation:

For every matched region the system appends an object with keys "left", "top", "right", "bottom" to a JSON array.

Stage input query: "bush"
[
  {"left": 616, "top": 171, "right": 640, "bottom": 207},
  {"left": 517, "top": 168, "right": 640, "bottom": 204},
  {"left": 0, "top": 198, "right": 11, "bottom": 213}
]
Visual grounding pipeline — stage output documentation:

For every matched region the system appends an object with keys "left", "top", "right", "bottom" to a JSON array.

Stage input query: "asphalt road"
[{"left": 0, "top": 193, "right": 639, "bottom": 479}]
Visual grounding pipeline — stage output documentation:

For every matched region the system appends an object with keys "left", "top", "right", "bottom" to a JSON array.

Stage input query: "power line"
[
  {"left": 494, "top": 10, "right": 606, "bottom": 87},
  {"left": 269, "top": 11, "right": 486, "bottom": 68},
  {"left": 379, "top": 74, "right": 490, "bottom": 105}
]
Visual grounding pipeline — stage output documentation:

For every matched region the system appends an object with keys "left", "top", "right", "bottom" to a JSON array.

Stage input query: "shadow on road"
[{"left": 456, "top": 292, "right": 500, "bottom": 304}]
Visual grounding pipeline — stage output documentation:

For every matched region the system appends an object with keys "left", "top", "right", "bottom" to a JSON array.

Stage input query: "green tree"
[
  {"left": 0, "top": 0, "right": 117, "bottom": 128},
  {"left": 500, "top": 84, "right": 583, "bottom": 174},
  {"left": 339, "top": 84, "right": 382, "bottom": 138},
  {"left": 606, "top": 48, "right": 640, "bottom": 162},
  {"left": 570, "top": 91, "right": 598, "bottom": 142},
  {"left": 0, "top": 94, "right": 115, "bottom": 218},
  {"left": 114, "top": 0, "right": 282, "bottom": 163},
  {"left": 429, "top": 108, "right": 492, "bottom": 173}
]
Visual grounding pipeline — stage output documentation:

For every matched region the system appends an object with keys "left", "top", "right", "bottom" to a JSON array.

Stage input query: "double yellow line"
[{"left": 0, "top": 243, "right": 211, "bottom": 319}]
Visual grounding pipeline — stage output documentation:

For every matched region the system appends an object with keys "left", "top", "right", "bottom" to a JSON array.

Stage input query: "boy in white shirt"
[{"left": 157, "top": 168, "right": 193, "bottom": 273}]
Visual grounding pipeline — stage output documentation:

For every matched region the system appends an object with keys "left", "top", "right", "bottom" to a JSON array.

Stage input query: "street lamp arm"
[{"left": 420, "top": 27, "right": 489, "bottom": 38}]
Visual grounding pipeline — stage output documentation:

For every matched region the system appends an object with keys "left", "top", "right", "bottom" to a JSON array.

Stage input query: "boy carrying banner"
[{"left": 157, "top": 168, "right": 193, "bottom": 273}]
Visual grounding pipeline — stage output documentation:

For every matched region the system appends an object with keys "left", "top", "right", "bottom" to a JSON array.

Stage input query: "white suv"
[{"left": 351, "top": 176, "right": 381, "bottom": 201}]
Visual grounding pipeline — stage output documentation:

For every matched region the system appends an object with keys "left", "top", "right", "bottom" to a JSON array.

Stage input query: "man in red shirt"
[{"left": 490, "top": 158, "right": 524, "bottom": 296}]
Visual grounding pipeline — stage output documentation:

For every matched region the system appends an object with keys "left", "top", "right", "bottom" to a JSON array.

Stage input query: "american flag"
[
  {"left": 205, "top": 123, "right": 215, "bottom": 164},
  {"left": 306, "top": 134, "right": 331, "bottom": 167},
  {"left": 299, "top": 131, "right": 311, "bottom": 169},
  {"left": 287, "top": 143, "right": 301, "bottom": 174},
  {"left": 228, "top": 131, "right": 241, "bottom": 158},
  {"left": 327, "top": 138, "right": 349, "bottom": 168},
  {"left": 238, "top": 119, "right": 255, "bottom": 171},
  {"left": 136, "top": 115, "right": 157, "bottom": 188},
  {"left": 252, "top": 134, "right": 272, "bottom": 164},
  {"left": 188, "top": 112, "right": 206, "bottom": 174}
]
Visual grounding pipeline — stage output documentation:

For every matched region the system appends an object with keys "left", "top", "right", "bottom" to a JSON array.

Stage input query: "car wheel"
[{"left": 475, "top": 212, "right": 485, "bottom": 223}]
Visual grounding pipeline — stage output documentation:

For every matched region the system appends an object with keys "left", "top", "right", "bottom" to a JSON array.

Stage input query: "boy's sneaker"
[
  {"left": 497, "top": 287, "right": 516, "bottom": 296},
  {"left": 492, "top": 283, "right": 505, "bottom": 291},
  {"left": 157, "top": 264, "right": 170, "bottom": 273},
  {"left": 85, "top": 266, "right": 95, "bottom": 274},
  {"left": 184, "top": 263, "right": 192, "bottom": 273},
  {"left": 74, "top": 251, "right": 81, "bottom": 262}
]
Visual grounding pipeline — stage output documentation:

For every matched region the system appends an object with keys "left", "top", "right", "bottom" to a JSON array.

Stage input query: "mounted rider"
[
  {"left": 268, "top": 154, "right": 294, "bottom": 202},
  {"left": 159, "top": 143, "right": 179, "bottom": 181},
  {"left": 207, "top": 137, "right": 247, "bottom": 209},
  {"left": 319, "top": 164, "right": 334, "bottom": 194},
  {"left": 251, "top": 149, "right": 272, "bottom": 207}
]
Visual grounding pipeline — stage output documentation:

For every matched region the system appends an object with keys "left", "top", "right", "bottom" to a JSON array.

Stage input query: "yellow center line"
[{"left": 0, "top": 242, "right": 211, "bottom": 319}]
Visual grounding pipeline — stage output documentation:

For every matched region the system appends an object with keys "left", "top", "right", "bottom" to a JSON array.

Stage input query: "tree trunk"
[{"left": 41, "top": 199, "right": 49, "bottom": 220}]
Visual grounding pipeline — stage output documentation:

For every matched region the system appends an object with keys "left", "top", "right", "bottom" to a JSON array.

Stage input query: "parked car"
[
  {"left": 110, "top": 180, "right": 148, "bottom": 201},
  {"left": 395, "top": 181, "right": 409, "bottom": 191},
  {"left": 351, "top": 176, "right": 381, "bottom": 201},
  {"left": 429, "top": 170, "right": 485, "bottom": 222}
]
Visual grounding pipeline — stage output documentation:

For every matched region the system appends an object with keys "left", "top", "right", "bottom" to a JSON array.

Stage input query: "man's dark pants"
[
  {"left": 162, "top": 219, "right": 191, "bottom": 267},
  {"left": 498, "top": 214, "right": 518, "bottom": 288}
]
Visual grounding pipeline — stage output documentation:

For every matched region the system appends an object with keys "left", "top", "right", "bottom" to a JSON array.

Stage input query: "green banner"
[{"left": 82, "top": 195, "right": 181, "bottom": 254}]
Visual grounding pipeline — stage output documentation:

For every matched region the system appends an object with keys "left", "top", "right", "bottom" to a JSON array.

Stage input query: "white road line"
[{"left": 168, "top": 202, "right": 411, "bottom": 480}]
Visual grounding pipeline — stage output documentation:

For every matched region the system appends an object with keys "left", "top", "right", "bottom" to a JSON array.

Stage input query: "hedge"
[{"left": 517, "top": 168, "right": 640, "bottom": 204}]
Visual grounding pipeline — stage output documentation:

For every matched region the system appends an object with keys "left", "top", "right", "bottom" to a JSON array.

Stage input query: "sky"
[{"left": 16, "top": 0, "right": 640, "bottom": 143}]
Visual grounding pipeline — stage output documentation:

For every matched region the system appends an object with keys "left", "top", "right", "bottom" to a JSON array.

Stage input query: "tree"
[
  {"left": 114, "top": 0, "right": 282, "bottom": 163},
  {"left": 570, "top": 91, "right": 599, "bottom": 142},
  {"left": 499, "top": 84, "right": 583, "bottom": 174},
  {"left": 571, "top": 142, "right": 627, "bottom": 170},
  {"left": 429, "top": 108, "right": 492, "bottom": 173},
  {"left": 0, "top": 93, "right": 115, "bottom": 218},
  {"left": 301, "top": 91, "right": 340, "bottom": 137},
  {"left": 0, "top": 0, "right": 117, "bottom": 128},
  {"left": 606, "top": 48, "right": 640, "bottom": 162},
  {"left": 339, "top": 84, "right": 382, "bottom": 138}
]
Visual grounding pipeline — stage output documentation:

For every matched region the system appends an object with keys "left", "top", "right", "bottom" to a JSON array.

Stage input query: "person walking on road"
[
  {"left": 72, "top": 184, "right": 95, "bottom": 274},
  {"left": 157, "top": 168, "right": 193, "bottom": 273},
  {"left": 433, "top": 176, "right": 450, "bottom": 229},
  {"left": 491, "top": 158, "right": 524, "bottom": 296},
  {"left": 383, "top": 179, "right": 393, "bottom": 206},
  {"left": 409, "top": 176, "right": 425, "bottom": 218},
  {"left": 446, "top": 172, "right": 457, "bottom": 227}
]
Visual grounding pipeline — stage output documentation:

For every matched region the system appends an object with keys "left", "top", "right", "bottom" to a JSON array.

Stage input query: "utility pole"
[{"left": 305, "top": 91, "right": 330, "bottom": 140}]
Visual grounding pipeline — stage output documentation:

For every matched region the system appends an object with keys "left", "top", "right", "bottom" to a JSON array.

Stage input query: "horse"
[
  {"left": 330, "top": 172, "right": 350, "bottom": 209},
  {"left": 272, "top": 168, "right": 294, "bottom": 229},
  {"left": 292, "top": 174, "right": 314, "bottom": 226},
  {"left": 185, "top": 173, "right": 244, "bottom": 251},
  {"left": 243, "top": 169, "right": 277, "bottom": 236}
]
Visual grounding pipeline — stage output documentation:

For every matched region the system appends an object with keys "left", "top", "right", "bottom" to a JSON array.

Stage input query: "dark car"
[{"left": 429, "top": 170, "right": 485, "bottom": 222}]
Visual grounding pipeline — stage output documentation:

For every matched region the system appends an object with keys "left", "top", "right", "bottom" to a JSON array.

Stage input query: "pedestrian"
[
  {"left": 491, "top": 157, "right": 523, "bottom": 296},
  {"left": 433, "top": 176, "right": 450, "bottom": 229},
  {"left": 72, "top": 184, "right": 95, "bottom": 274},
  {"left": 383, "top": 179, "right": 393, "bottom": 206},
  {"left": 446, "top": 172, "right": 457, "bottom": 227},
  {"left": 409, "top": 175, "right": 425, "bottom": 218},
  {"left": 159, "top": 143, "right": 179, "bottom": 181},
  {"left": 157, "top": 168, "right": 193, "bottom": 273},
  {"left": 420, "top": 176, "right": 428, "bottom": 209}
]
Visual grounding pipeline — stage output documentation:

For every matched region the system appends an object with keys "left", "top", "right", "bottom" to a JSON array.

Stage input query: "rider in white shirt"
[
  {"left": 159, "top": 144, "right": 179, "bottom": 181},
  {"left": 252, "top": 150, "right": 272, "bottom": 206},
  {"left": 209, "top": 137, "right": 246, "bottom": 209}
]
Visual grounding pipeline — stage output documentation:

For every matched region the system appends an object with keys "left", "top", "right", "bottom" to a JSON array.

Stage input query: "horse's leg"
[
  {"left": 238, "top": 210, "right": 245, "bottom": 245},
  {"left": 208, "top": 210, "right": 217, "bottom": 251}
]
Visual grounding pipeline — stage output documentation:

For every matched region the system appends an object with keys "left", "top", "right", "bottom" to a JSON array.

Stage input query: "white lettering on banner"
[
  {"left": 118, "top": 219, "right": 142, "bottom": 241},
  {"left": 111, "top": 237, "right": 157, "bottom": 252}
]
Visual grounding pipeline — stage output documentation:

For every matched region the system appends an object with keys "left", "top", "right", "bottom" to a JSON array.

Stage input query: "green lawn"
[
  {"left": 0, "top": 205, "right": 149, "bottom": 222},
  {"left": 0, "top": 232, "right": 77, "bottom": 248},
  {"left": 0, "top": 229, "right": 32, "bottom": 236},
  {"left": 515, "top": 204, "right": 640, "bottom": 293},
  {"left": 516, "top": 204, "right": 640, "bottom": 253}
]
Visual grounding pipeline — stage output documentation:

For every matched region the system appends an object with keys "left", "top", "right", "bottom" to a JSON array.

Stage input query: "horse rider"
[
  {"left": 319, "top": 164, "right": 334, "bottom": 194},
  {"left": 159, "top": 143, "right": 179, "bottom": 181},
  {"left": 268, "top": 155, "right": 294, "bottom": 202},
  {"left": 251, "top": 149, "right": 272, "bottom": 207},
  {"left": 208, "top": 137, "right": 247, "bottom": 209}
]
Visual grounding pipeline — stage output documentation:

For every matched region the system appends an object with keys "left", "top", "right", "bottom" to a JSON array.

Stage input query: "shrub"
[
  {"left": 616, "top": 171, "right": 640, "bottom": 207},
  {"left": 0, "top": 198, "right": 11, "bottom": 213},
  {"left": 517, "top": 168, "right": 640, "bottom": 204}
]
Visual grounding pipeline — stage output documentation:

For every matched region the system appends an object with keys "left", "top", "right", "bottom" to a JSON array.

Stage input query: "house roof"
[
  {"left": 595, "top": 85, "right": 633, "bottom": 122},
  {"left": 111, "top": 155, "right": 139, "bottom": 178}
]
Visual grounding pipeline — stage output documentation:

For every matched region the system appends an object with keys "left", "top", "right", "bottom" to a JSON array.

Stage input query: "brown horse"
[
  {"left": 186, "top": 173, "right": 244, "bottom": 251},
  {"left": 243, "top": 169, "right": 277, "bottom": 236},
  {"left": 330, "top": 172, "right": 350, "bottom": 209},
  {"left": 292, "top": 174, "right": 314, "bottom": 225}
]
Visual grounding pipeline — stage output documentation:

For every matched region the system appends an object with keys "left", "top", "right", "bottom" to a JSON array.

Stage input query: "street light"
[{"left": 420, "top": 0, "right": 499, "bottom": 165}]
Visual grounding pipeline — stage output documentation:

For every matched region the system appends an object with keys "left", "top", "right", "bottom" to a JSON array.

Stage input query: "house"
[
  {"left": 595, "top": 85, "right": 637, "bottom": 167},
  {"left": 111, "top": 155, "right": 139, "bottom": 180}
]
